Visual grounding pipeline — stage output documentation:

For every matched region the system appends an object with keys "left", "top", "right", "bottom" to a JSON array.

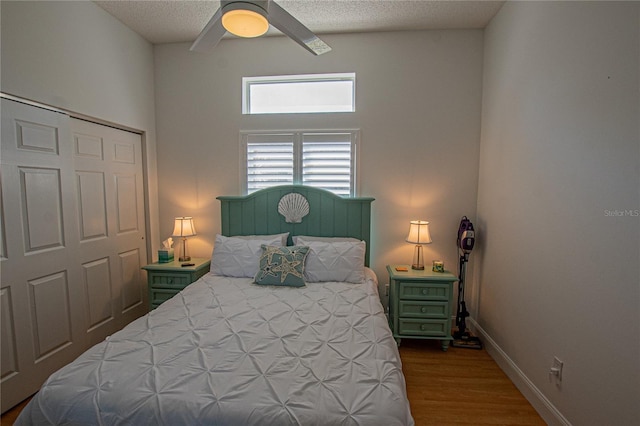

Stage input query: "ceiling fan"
[{"left": 190, "top": 0, "right": 331, "bottom": 55}]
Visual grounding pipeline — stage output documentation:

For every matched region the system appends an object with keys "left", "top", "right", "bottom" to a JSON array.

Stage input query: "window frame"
[
  {"left": 240, "top": 129, "right": 360, "bottom": 196},
  {"left": 242, "top": 73, "right": 356, "bottom": 115}
]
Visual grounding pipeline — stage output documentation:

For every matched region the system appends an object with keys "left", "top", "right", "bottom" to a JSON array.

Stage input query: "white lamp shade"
[
  {"left": 222, "top": 2, "right": 269, "bottom": 38},
  {"left": 406, "top": 220, "right": 432, "bottom": 244},
  {"left": 172, "top": 217, "right": 196, "bottom": 237}
]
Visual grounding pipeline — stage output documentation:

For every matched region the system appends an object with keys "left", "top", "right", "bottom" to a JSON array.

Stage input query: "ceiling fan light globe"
[{"left": 222, "top": 8, "right": 269, "bottom": 38}]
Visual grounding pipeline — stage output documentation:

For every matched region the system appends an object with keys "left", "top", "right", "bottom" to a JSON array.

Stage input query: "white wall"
[
  {"left": 154, "top": 30, "right": 484, "bottom": 285},
  {"left": 476, "top": 2, "right": 639, "bottom": 424},
  {"left": 1, "top": 0, "right": 160, "bottom": 255}
]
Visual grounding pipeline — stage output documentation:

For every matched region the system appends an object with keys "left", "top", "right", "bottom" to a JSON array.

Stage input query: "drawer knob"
[
  {"left": 420, "top": 324, "right": 427, "bottom": 331},
  {"left": 422, "top": 289, "right": 428, "bottom": 295},
  {"left": 168, "top": 278, "right": 173, "bottom": 284},
  {"left": 421, "top": 307, "right": 427, "bottom": 313}
]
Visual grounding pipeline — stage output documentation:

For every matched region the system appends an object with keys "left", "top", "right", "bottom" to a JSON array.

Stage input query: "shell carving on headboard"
[{"left": 278, "top": 193, "right": 310, "bottom": 223}]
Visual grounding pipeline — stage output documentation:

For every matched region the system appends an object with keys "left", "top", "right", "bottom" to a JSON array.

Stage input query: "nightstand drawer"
[
  {"left": 398, "top": 318, "right": 449, "bottom": 337},
  {"left": 399, "top": 301, "right": 448, "bottom": 318},
  {"left": 150, "top": 288, "right": 180, "bottom": 308},
  {"left": 398, "top": 282, "right": 450, "bottom": 301},
  {"left": 149, "top": 273, "right": 190, "bottom": 288}
]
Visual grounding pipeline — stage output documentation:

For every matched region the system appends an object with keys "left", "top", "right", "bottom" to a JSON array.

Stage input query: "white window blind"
[
  {"left": 246, "top": 134, "right": 294, "bottom": 193},
  {"left": 242, "top": 131, "right": 357, "bottom": 196},
  {"left": 302, "top": 133, "right": 353, "bottom": 195}
]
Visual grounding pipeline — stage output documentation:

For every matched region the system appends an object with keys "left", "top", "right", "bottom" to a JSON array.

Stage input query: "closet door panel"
[
  {"left": 118, "top": 248, "right": 143, "bottom": 313},
  {"left": 28, "top": 271, "right": 73, "bottom": 360},
  {"left": 77, "top": 170, "right": 108, "bottom": 241},
  {"left": 82, "top": 257, "right": 113, "bottom": 331},
  {"left": 0, "top": 287, "right": 18, "bottom": 380},
  {"left": 1, "top": 99, "right": 86, "bottom": 412},
  {"left": 71, "top": 118, "right": 147, "bottom": 340},
  {"left": 19, "top": 167, "right": 65, "bottom": 252}
]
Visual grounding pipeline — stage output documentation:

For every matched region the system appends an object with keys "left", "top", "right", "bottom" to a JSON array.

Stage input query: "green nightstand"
[
  {"left": 387, "top": 265, "right": 457, "bottom": 351},
  {"left": 142, "top": 257, "right": 211, "bottom": 309}
]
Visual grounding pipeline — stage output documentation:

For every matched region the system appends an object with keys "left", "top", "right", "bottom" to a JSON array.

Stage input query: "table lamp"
[
  {"left": 172, "top": 217, "right": 196, "bottom": 262},
  {"left": 406, "top": 220, "right": 432, "bottom": 270}
]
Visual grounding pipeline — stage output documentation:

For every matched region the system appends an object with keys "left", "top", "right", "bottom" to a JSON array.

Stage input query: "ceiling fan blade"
[
  {"left": 190, "top": 7, "right": 226, "bottom": 52},
  {"left": 267, "top": 1, "right": 331, "bottom": 55}
]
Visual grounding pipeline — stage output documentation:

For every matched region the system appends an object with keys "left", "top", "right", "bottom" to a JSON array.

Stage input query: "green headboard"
[{"left": 217, "top": 185, "right": 375, "bottom": 266}]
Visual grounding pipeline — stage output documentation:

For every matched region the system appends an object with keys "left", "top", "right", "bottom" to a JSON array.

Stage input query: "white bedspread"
[{"left": 17, "top": 272, "right": 414, "bottom": 425}]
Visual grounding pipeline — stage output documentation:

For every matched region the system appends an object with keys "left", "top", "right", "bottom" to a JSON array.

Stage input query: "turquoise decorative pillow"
[{"left": 254, "top": 245, "right": 309, "bottom": 287}]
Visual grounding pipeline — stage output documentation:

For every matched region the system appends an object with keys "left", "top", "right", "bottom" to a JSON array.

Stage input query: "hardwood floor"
[
  {"left": 1, "top": 397, "right": 31, "bottom": 426},
  {"left": 2, "top": 340, "right": 545, "bottom": 425},
  {"left": 399, "top": 339, "right": 545, "bottom": 425}
]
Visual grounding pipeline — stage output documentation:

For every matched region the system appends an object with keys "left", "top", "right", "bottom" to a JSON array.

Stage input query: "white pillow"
[
  {"left": 211, "top": 234, "right": 282, "bottom": 278},
  {"left": 292, "top": 235, "right": 360, "bottom": 245},
  {"left": 234, "top": 233, "right": 289, "bottom": 246},
  {"left": 296, "top": 237, "right": 366, "bottom": 283}
]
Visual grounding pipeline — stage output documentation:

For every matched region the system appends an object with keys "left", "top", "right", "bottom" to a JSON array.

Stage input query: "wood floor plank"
[{"left": 399, "top": 339, "right": 545, "bottom": 425}]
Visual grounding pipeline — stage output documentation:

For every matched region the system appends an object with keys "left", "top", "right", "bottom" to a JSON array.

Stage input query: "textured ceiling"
[{"left": 94, "top": 0, "right": 505, "bottom": 44}]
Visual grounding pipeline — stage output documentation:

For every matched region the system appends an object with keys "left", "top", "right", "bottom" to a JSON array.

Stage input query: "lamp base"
[
  {"left": 411, "top": 245, "right": 424, "bottom": 270},
  {"left": 178, "top": 237, "right": 191, "bottom": 262}
]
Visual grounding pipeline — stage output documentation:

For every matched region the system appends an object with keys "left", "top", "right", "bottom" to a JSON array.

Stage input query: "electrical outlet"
[{"left": 549, "top": 356, "right": 563, "bottom": 382}]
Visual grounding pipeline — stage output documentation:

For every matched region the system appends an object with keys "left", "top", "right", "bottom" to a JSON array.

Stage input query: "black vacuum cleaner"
[{"left": 451, "top": 216, "right": 483, "bottom": 349}]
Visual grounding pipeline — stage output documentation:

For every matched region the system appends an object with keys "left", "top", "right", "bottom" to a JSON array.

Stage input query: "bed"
[{"left": 16, "top": 185, "right": 414, "bottom": 425}]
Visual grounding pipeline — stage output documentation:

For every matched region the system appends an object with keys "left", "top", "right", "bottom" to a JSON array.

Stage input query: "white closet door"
[
  {"left": 1, "top": 99, "right": 86, "bottom": 411},
  {"left": 71, "top": 118, "right": 147, "bottom": 345},
  {"left": 0, "top": 100, "right": 148, "bottom": 411}
]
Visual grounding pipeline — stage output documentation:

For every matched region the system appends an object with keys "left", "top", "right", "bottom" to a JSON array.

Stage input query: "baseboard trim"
[{"left": 469, "top": 319, "right": 572, "bottom": 426}]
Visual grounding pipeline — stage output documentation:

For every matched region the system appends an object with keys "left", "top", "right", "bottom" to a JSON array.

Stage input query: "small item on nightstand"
[
  {"left": 432, "top": 260, "right": 444, "bottom": 273},
  {"left": 181, "top": 263, "right": 195, "bottom": 267},
  {"left": 395, "top": 266, "right": 408, "bottom": 272},
  {"left": 158, "top": 238, "right": 174, "bottom": 263}
]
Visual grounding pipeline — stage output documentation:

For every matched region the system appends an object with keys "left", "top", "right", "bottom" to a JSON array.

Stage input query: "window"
[
  {"left": 243, "top": 73, "right": 355, "bottom": 114},
  {"left": 242, "top": 131, "right": 358, "bottom": 196}
]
